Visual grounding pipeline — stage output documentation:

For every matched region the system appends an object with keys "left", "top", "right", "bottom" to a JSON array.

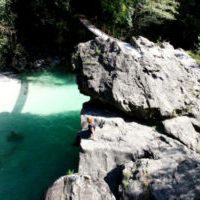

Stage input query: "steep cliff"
[{"left": 46, "top": 36, "right": 200, "bottom": 200}]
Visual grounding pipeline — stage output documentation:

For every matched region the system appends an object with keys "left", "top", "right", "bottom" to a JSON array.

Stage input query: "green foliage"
[
  {"left": 188, "top": 35, "right": 200, "bottom": 65},
  {"left": 99, "top": 0, "right": 179, "bottom": 37},
  {"left": 0, "top": 34, "right": 8, "bottom": 49},
  {"left": 196, "top": 35, "right": 200, "bottom": 54},
  {"left": 132, "top": 0, "right": 179, "bottom": 33},
  {"left": 100, "top": 0, "right": 134, "bottom": 27},
  {"left": 0, "top": 0, "right": 14, "bottom": 26},
  {"left": 188, "top": 51, "right": 200, "bottom": 65},
  {"left": 0, "top": 36, "right": 7, "bottom": 68},
  {"left": 122, "top": 169, "right": 132, "bottom": 189},
  {"left": 144, "top": 0, "right": 178, "bottom": 21},
  {"left": 0, "top": 0, "right": 199, "bottom": 71},
  {"left": 0, "top": 0, "right": 6, "bottom": 22},
  {"left": 0, "top": 0, "right": 16, "bottom": 70},
  {"left": 95, "top": 46, "right": 101, "bottom": 56},
  {"left": 0, "top": 33, "right": 12, "bottom": 67},
  {"left": 66, "top": 169, "right": 74, "bottom": 175}
]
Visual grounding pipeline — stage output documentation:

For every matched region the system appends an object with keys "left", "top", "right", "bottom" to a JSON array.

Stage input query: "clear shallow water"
[{"left": 0, "top": 72, "right": 89, "bottom": 200}]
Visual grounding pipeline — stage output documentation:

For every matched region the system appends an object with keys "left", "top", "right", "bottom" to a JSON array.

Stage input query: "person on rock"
[
  {"left": 73, "top": 116, "right": 96, "bottom": 146},
  {"left": 87, "top": 116, "right": 95, "bottom": 139}
]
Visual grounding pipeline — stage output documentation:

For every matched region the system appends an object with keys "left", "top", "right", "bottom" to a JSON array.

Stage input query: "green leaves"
[
  {"left": 99, "top": 0, "right": 179, "bottom": 36},
  {"left": 0, "top": 0, "right": 6, "bottom": 22},
  {"left": 100, "top": 0, "right": 134, "bottom": 27},
  {"left": 132, "top": 0, "right": 179, "bottom": 32}
]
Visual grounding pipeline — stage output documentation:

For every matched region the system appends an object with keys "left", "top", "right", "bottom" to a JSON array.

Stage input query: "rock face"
[
  {"left": 74, "top": 36, "right": 200, "bottom": 120},
  {"left": 46, "top": 36, "right": 200, "bottom": 200},
  {"left": 79, "top": 102, "right": 200, "bottom": 200},
  {"left": 46, "top": 174, "right": 115, "bottom": 200},
  {"left": 163, "top": 116, "right": 200, "bottom": 151},
  {"left": 119, "top": 158, "right": 200, "bottom": 200}
]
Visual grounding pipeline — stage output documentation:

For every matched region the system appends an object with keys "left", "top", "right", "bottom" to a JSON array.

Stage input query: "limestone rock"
[
  {"left": 45, "top": 174, "right": 115, "bottom": 200},
  {"left": 79, "top": 103, "right": 159, "bottom": 179},
  {"left": 45, "top": 176, "right": 65, "bottom": 200},
  {"left": 78, "top": 102, "right": 200, "bottom": 199},
  {"left": 120, "top": 158, "right": 200, "bottom": 200},
  {"left": 73, "top": 36, "right": 200, "bottom": 119},
  {"left": 163, "top": 116, "right": 200, "bottom": 151},
  {"left": 46, "top": 101, "right": 200, "bottom": 200},
  {"left": 46, "top": 35, "right": 200, "bottom": 200}
]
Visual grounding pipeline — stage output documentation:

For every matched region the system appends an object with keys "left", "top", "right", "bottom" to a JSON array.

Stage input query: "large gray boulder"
[
  {"left": 45, "top": 174, "right": 115, "bottom": 200},
  {"left": 73, "top": 36, "right": 200, "bottom": 120}
]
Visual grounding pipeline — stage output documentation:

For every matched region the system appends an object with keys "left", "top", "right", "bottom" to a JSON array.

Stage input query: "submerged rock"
[
  {"left": 6, "top": 131, "right": 24, "bottom": 142},
  {"left": 73, "top": 36, "right": 200, "bottom": 120}
]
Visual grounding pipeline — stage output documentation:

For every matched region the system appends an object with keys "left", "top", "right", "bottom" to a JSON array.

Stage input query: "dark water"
[{"left": 0, "top": 72, "right": 89, "bottom": 200}]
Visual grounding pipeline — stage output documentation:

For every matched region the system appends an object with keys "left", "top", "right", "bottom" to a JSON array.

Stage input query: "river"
[{"left": 0, "top": 71, "right": 89, "bottom": 200}]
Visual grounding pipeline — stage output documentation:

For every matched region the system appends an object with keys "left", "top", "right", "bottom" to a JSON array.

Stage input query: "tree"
[
  {"left": 100, "top": 0, "right": 134, "bottom": 27},
  {"left": 0, "top": 0, "right": 16, "bottom": 69},
  {"left": 131, "top": 0, "right": 179, "bottom": 33},
  {"left": 98, "top": 0, "right": 179, "bottom": 37}
]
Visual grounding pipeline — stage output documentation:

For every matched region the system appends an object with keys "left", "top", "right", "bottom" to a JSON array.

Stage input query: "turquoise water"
[{"left": 0, "top": 72, "right": 89, "bottom": 200}]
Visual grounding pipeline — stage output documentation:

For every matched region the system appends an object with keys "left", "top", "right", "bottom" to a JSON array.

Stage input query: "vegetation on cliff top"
[{"left": 0, "top": 0, "right": 199, "bottom": 72}]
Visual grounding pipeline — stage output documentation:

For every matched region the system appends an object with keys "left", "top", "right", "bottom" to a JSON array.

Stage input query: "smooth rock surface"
[
  {"left": 163, "top": 116, "right": 200, "bottom": 151},
  {"left": 73, "top": 36, "right": 200, "bottom": 119}
]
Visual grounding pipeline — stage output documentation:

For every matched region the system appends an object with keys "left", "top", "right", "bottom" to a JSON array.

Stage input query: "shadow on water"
[
  {"left": 0, "top": 110, "right": 81, "bottom": 200},
  {"left": 12, "top": 77, "right": 29, "bottom": 114}
]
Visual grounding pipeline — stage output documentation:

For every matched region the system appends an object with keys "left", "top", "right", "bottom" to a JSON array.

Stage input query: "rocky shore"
[{"left": 46, "top": 36, "right": 200, "bottom": 200}]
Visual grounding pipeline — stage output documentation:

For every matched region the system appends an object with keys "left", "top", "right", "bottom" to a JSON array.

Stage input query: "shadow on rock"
[
  {"left": 73, "top": 130, "right": 91, "bottom": 146},
  {"left": 104, "top": 165, "right": 124, "bottom": 200}
]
